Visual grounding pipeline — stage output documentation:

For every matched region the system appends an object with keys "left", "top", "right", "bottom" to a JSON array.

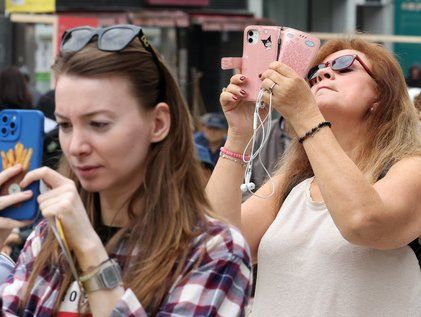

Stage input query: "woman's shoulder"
[
  {"left": 383, "top": 155, "right": 421, "bottom": 179},
  {"left": 194, "top": 217, "right": 251, "bottom": 263}
]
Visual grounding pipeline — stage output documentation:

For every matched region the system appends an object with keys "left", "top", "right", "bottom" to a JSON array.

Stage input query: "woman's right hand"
[
  {"left": 0, "top": 165, "right": 33, "bottom": 248},
  {"left": 220, "top": 74, "right": 259, "bottom": 147}
]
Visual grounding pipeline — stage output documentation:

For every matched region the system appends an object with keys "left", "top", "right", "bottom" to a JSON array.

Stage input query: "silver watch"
[{"left": 80, "top": 259, "right": 122, "bottom": 293}]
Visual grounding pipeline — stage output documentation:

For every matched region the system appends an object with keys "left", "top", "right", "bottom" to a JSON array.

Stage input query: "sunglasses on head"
[
  {"left": 60, "top": 24, "right": 165, "bottom": 102},
  {"left": 307, "top": 54, "right": 375, "bottom": 84},
  {"left": 61, "top": 24, "right": 154, "bottom": 53}
]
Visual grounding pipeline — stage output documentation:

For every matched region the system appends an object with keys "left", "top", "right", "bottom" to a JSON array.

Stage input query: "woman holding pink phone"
[
  {"left": 0, "top": 24, "right": 251, "bottom": 316},
  {"left": 208, "top": 38, "right": 421, "bottom": 315}
]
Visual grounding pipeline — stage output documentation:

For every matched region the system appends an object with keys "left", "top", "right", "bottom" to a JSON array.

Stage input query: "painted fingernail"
[
  {"left": 240, "top": 89, "right": 246, "bottom": 95},
  {"left": 232, "top": 95, "right": 239, "bottom": 101},
  {"left": 240, "top": 76, "right": 245, "bottom": 81}
]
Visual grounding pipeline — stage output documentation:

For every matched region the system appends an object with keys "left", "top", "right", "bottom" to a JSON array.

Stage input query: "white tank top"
[{"left": 252, "top": 178, "right": 421, "bottom": 316}]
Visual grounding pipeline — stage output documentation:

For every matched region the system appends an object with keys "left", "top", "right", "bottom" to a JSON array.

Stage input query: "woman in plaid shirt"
[{"left": 0, "top": 25, "right": 251, "bottom": 316}]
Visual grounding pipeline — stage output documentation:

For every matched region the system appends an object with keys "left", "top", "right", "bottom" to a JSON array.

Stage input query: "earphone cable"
[{"left": 241, "top": 88, "right": 275, "bottom": 198}]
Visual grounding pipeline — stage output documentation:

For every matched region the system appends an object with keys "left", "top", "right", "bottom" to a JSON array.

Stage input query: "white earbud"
[
  {"left": 241, "top": 163, "right": 255, "bottom": 193},
  {"left": 240, "top": 182, "right": 255, "bottom": 193}
]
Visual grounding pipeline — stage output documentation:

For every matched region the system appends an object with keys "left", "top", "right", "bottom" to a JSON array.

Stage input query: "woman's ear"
[
  {"left": 371, "top": 101, "right": 380, "bottom": 113},
  {"left": 150, "top": 102, "right": 171, "bottom": 143}
]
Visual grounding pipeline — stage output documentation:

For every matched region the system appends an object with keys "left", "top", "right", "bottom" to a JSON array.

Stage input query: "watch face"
[{"left": 101, "top": 266, "right": 121, "bottom": 288}]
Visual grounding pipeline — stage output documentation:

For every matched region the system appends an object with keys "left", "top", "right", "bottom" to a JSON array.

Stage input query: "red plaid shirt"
[{"left": 0, "top": 218, "right": 252, "bottom": 316}]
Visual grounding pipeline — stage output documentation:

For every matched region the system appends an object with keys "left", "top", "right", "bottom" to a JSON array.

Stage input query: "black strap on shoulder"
[
  {"left": 378, "top": 164, "right": 421, "bottom": 269},
  {"left": 408, "top": 239, "right": 421, "bottom": 268}
]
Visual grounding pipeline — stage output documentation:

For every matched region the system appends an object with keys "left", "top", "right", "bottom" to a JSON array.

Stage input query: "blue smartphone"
[{"left": 0, "top": 110, "right": 44, "bottom": 220}]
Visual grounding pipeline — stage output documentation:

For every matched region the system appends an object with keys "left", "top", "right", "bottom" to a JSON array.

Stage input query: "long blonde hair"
[
  {"left": 23, "top": 38, "right": 212, "bottom": 315},
  {"left": 276, "top": 38, "right": 421, "bottom": 207}
]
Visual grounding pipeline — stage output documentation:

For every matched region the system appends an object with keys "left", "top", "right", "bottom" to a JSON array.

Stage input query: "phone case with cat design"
[{"left": 222, "top": 25, "right": 280, "bottom": 101}]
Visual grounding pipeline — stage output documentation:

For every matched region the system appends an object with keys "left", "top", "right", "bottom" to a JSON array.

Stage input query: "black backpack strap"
[{"left": 378, "top": 164, "right": 421, "bottom": 269}]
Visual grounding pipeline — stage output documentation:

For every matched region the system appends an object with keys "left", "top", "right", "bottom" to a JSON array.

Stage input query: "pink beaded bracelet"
[
  {"left": 219, "top": 153, "right": 247, "bottom": 167},
  {"left": 220, "top": 147, "right": 250, "bottom": 161}
]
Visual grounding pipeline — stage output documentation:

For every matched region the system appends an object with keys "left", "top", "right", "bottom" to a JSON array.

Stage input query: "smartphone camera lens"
[
  {"left": 1, "top": 115, "right": 9, "bottom": 124},
  {"left": 9, "top": 122, "right": 16, "bottom": 130},
  {"left": 248, "top": 38, "right": 253, "bottom": 43},
  {"left": 248, "top": 30, "right": 254, "bottom": 36},
  {"left": 1, "top": 127, "right": 7, "bottom": 136}
]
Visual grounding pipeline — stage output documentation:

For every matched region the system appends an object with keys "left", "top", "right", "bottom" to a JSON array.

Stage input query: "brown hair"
[
  {"left": 23, "top": 38, "right": 212, "bottom": 314},
  {"left": 414, "top": 92, "right": 421, "bottom": 113},
  {"left": 0, "top": 66, "right": 33, "bottom": 109},
  {"left": 276, "top": 38, "right": 421, "bottom": 207}
]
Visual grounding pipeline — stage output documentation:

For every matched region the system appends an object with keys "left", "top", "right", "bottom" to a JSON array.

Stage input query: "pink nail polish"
[
  {"left": 233, "top": 95, "right": 238, "bottom": 101},
  {"left": 240, "top": 76, "right": 245, "bottom": 81}
]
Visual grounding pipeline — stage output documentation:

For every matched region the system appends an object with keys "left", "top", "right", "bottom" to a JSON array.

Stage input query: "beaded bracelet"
[
  {"left": 298, "top": 121, "right": 332, "bottom": 143},
  {"left": 219, "top": 152, "right": 247, "bottom": 167},
  {"left": 220, "top": 147, "right": 250, "bottom": 161}
]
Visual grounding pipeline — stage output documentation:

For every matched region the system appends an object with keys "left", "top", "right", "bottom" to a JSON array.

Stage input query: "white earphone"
[
  {"left": 241, "top": 163, "right": 255, "bottom": 193},
  {"left": 240, "top": 87, "right": 275, "bottom": 198}
]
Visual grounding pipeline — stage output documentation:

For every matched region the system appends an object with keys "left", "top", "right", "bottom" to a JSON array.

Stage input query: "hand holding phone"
[
  {"left": 221, "top": 25, "right": 320, "bottom": 101},
  {"left": 0, "top": 110, "right": 44, "bottom": 220},
  {"left": 0, "top": 165, "right": 35, "bottom": 245}
]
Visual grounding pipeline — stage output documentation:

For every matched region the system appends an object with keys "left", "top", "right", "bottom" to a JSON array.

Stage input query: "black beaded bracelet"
[{"left": 298, "top": 121, "right": 332, "bottom": 143}]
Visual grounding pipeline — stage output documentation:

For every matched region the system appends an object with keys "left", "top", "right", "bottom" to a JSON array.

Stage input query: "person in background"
[
  {"left": 0, "top": 66, "right": 36, "bottom": 261},
  {"left": 0, "top": 90, "right": 59, "bottom": 266},
  {"left": 0, "top": 66, "right": 33, "bottom": 110},
  {"left": 195, "top": 143, "right": 215, "bottom": 182},
  {"left": 406, "top": 64, "right": 421, "bottom": 88},
  {"left": 208, "top": 38, "right": 421, "bottom": 315},
  {"left": 19, "top": 65, "right": 42, "bottom": 106},
  {"left": 414, "top": 92, "right": 421, "bottom": 133},
  {"left": 194, "top": 112, "right": 228, "bottom": 165},
  {"left": 36, "top": 89, "right": 57, "bottom": 132},
  {"left": 193, "top": 113, "right": 211, "bottom": 135},
  {"left": 242, "top": 115, "right": 291, "bottom": 201},
  {"left": 0, "top": 24, "right": 251, "bottom": 316},
  {"left": 414, "top": 92, "right": 421, "bottom": 119},
  {"left": 35, "top": 89, "right": 61, "bottom": 170}
]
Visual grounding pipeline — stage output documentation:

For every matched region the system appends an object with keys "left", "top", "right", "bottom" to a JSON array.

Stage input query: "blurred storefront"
[
  {"left": 4, "top": 0, "right": 272, "bottom": 113},
  {"left": 394, "top": 0, "right": 421, "bottom": 79}
]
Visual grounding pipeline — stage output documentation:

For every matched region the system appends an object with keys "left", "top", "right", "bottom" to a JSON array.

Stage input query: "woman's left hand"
[
  {"left": 20, "top": 167, "right": 100, "bottom": 256},
  {"left": 260, "top": 61, "right": 323, "bottom": 134}
]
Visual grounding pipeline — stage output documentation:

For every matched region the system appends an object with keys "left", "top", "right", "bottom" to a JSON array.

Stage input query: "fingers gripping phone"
[
  {"left": 0, "top": 110, "right": 44, "bottom": 220},
  {"left": 221, "top": 25, "right": 320, "bottom": 101}
]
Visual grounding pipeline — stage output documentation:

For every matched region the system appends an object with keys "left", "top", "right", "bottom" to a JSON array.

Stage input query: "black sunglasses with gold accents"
[{"left": 60, "top": 24, "right": 165, "bottom": 102}]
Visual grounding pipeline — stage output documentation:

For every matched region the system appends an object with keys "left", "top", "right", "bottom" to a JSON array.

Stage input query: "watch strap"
[{"left": 80, "top": 258, "right": 122, "bottom": 293}]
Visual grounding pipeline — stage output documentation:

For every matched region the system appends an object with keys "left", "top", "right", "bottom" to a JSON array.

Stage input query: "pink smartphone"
[
  {"left": 277, "top": 26, "right": 320, "bottom": 78},
  {"left": 222, "top": 25, "right": 280, "bottom": 101},
  {"left": 221, "top": 25, "right": 320, "bottom": 101}
]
